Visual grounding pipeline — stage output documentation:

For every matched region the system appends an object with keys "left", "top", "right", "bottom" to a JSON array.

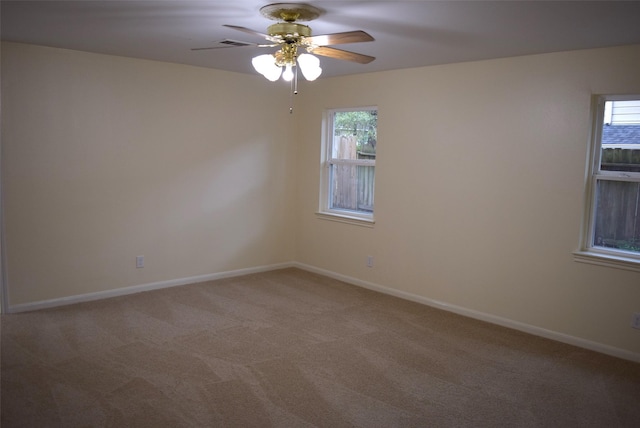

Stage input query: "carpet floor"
[{"left": 2, "top": 268, "right": 639, "bottom": 427}]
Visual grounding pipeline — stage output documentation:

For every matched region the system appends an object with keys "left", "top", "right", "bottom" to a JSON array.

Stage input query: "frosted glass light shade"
[
  {"left": 252, "top": 54, "right": 282, "bottom": 81},
  {"left": 297, "top": 54, "right": 322, "bottom": 81},
  {"left": 282, "top": 63, "right": 294, "bottom": 82}
]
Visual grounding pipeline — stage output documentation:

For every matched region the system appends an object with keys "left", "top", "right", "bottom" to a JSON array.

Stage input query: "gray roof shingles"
[{"left": 601, "top": 125, "right": 640, "bottom": 145}]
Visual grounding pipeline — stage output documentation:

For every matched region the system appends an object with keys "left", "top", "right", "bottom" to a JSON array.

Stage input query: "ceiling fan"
[{"left": 193, "top": 2, "right": 375, "bottom": 83}]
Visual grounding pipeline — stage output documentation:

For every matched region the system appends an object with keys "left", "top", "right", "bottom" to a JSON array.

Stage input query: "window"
[
  {"left": 576, "top": 95, "right": 640, "bottom": 271},
  {"left": 319, "top": 107, "right": 377, "bottom": 224}
]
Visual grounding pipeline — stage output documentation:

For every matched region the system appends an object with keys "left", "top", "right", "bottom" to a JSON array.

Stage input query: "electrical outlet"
[
  {"left": 632, "top": 312, "right": 640, "bottom": 330},
  {"left": 136, "top": 255, "right": 144, "bottom": 268},
  {"left": 367, "top": 256, "right": 374, "bottom": 268}
]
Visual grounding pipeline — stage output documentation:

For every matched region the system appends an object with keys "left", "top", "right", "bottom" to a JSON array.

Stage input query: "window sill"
[
  {"left": 573, "top": 250, "right": 640, "bottom": 273},
  {"left": 315, "top": 212, "right": 375, "bottom": 228}
]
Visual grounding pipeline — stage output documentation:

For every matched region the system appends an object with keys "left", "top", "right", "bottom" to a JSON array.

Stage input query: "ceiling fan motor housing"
[{"left": 268, "top": 22, "right": 312, "bottom": 40}]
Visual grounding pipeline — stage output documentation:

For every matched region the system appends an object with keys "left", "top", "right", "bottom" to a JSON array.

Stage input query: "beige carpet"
[{"left": 2, "top": 268, "right": 639, "bottom": 427}]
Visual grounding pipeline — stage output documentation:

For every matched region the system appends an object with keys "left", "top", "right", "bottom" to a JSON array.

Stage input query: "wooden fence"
[
  {"left": 331, "top": 164, "right": 375, "bottom": 212},
  {"left": 596, "top": 148, "right": 640, "bottom": 250},
  {"left": 595, "top": 180, "right": 640, "bottom": 250},
  {"left": 601, "top": 147, "right": 640, "bottom": 172},
  {"left": 331, "top": 135, "right": 375, "bottom": 212}
]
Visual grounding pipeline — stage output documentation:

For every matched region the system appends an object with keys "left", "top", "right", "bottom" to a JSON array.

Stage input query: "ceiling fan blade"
[
  {"left": 312, "top": 46, "right": 375, "bottom": 64},
  {"left": 223, "top": 24, "right": 279, "bottom": 42},
  {"left": 191, "top": 41, "right": 278, "bottom": 51},
  {"left": 305, "top": 30, "right": 374, "bottom": 46}
]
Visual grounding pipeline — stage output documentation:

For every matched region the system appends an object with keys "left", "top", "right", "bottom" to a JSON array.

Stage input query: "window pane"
[
  {"left": 594, "top": 180, "right": 640, "bottom": 253},
  {"left": 330, "top": 164, "right": 375, "bottom": 213},
  {"left": 332, "top": 110, "right": 377, "bottom": 160}
]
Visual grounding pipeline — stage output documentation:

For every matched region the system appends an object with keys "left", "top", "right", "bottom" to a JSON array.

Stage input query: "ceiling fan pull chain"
[
  {"left": 289, "top": 64, "right": 302, "bottom": 114},
  {"left": 289, "top": 75, "right": 294, "bottom": 114}
]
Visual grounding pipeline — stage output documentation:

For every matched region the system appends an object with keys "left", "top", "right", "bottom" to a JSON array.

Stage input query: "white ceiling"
[{"left": 2, "top": 1, "right": 640, "bottom": 78}]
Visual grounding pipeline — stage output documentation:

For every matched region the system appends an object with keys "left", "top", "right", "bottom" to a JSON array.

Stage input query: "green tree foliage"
[{"left": 334, "top": 110, "right": 377, "bottom": 153}]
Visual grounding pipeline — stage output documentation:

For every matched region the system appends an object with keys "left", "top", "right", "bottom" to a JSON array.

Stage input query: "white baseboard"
[
  {"left": 8, "top": 262, "right": 295, "bottom": 314},
  {"left": 8, "top": 260, "right": 639, "bottom": 363},
  {"left": 293, "top": 262, "right": 640, "bottom": 364}
]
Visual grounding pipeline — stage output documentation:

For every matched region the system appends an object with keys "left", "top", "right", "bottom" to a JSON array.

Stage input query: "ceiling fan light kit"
[{"left": 253, "top": 43, "right": 322, "bottom": 82}]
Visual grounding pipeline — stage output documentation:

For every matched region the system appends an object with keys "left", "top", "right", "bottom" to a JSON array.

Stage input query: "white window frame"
[
  {"left": 574, "top": 94, "right": 640, "bottom": 272},
  {"left": 317, "top": 106, "right": 377, "bottom": 227}
]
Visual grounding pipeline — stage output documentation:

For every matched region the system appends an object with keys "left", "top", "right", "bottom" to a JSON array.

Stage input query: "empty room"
[{"left": 1, "top": 1, "right": 640, "bottom": 426}]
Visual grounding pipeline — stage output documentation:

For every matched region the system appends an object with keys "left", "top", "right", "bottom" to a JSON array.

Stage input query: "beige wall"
[
  {"left": 2, "top": 41, "right": 640, "bottom": 357},
  {"left": 1, "top": 42, "right": 296, "bottom": 305},
  {"left": 294, "top": 45, "right": 640, "bottom": 356}
]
